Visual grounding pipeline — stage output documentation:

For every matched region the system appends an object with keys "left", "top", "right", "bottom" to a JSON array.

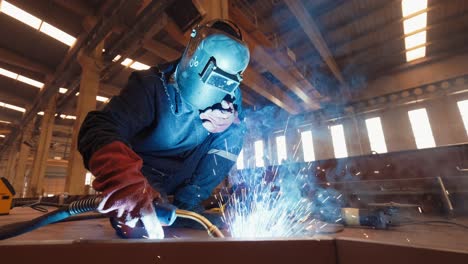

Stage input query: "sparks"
[{"left": 222, "top": 168, "right": 318, "bottom": 238}]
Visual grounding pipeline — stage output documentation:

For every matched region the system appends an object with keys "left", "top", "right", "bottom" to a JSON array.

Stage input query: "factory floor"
[{"left": 0, "top": 207, "right": 467, "bottom": 253}]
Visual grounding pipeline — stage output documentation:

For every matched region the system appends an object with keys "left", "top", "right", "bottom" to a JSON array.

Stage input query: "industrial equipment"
[{"left": 0, "top": 177, "right": 15, "bottom": 215}]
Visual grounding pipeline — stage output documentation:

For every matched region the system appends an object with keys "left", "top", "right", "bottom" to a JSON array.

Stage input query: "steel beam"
[{"left": 284, "top": 0, "right": 350, "bottom": 99}]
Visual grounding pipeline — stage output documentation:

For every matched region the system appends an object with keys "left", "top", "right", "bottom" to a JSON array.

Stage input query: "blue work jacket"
[{"left": 78, "top": 63, "right": 245, "bottom": 211}]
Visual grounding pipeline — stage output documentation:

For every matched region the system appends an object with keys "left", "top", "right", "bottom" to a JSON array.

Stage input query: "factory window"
[
  {"left": 457, "top": 100, "right": 468, "bottom": 136},
  {"left": 365, "top": 117, "right": 388, "bottom": 154},
  {"left": 236, "top": 149, "right": 245, "bottom": 170},
  {"left": 330, "top": 124, "right": 348, "bottom": 158},
  {"left": 254, "top": 140, "right": 264, "bottom": 167},
  {"left": 301, "top": 130, "right": 315, "bottom": 162},
  {"left": 408, "top": 108, "right": 436, "bottom": 149},
  {"left": 276, "top": 135, "right": 287, "bottom": 164}
]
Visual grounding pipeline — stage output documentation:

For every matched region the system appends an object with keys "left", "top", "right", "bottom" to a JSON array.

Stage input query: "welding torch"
[{"left": 0, "top": 196, "right": 224, "bottom": 240}]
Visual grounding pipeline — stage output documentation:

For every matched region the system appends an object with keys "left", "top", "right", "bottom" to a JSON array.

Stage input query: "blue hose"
[{"left": 0, "top": 197, "right": 102, "bottom": 240}]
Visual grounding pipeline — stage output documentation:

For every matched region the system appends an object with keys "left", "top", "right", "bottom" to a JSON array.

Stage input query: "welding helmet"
[{"left": 175, "top": 19, "right": 250, "bottom": 110}]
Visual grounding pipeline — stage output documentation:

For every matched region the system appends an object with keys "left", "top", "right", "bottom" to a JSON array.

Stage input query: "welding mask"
[{"left": 175, "top": 20, "right": 250, "bottom": 110}]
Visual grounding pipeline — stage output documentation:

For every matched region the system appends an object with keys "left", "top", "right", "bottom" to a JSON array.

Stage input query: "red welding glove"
[
  {"left": 89, "top": 141, "right": 164, "bottom": 239},
  {"left": 200, "top": 100, "right": 240, "bottom": 133}
]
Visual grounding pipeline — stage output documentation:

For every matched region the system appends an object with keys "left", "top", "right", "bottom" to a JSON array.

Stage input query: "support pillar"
[
  {"left": 13, "top": 123, "right": 33, "bottom": 197},
  {"left": 4, "top": 145, "right": 18, "bottom": 182},
  {"left": 65, "top": 44, "right": 102, "bottom": 194},
  {"left": 28, "top": 96, "right": 57, "bottom": 197}
]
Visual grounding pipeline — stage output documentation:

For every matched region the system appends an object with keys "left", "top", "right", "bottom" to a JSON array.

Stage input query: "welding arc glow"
[{"left": 222, "top": 169, "right": 319, "bottom": 238}]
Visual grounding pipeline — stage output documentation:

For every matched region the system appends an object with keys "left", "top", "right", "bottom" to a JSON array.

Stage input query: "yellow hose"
[{"left": 175, "top": 209, "right": 225, "bottom": 238}]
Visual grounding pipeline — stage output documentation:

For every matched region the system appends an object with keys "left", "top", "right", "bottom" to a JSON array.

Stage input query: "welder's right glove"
[{"left": 89, "top": 141, "right": 164, "bottom": 239}]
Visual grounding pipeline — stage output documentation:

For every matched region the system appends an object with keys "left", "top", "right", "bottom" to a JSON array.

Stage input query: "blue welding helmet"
[{"left": 175, "top": 19, "right": 250, "bottom": 110}]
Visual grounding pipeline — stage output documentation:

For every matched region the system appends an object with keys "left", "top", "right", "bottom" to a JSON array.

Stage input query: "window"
[
  {"left": 457, "top": 100, "right": 468, "bottom": 136},
  {"left": 330, "top": 125, "right": 348, "bottom": 158},
  {"left": 276, "top": 135, "right": 287, "bottom": 164},
  {"left": 237, "top": 149, "right": 245, "bottom": 170},
  {"left": 365, "top": 117, "right": 388, "bottom": 153},
  {"left": 408, "top": 108, "right": 435, "bottom": 149},
  {"left": 254, "top": 140, "right": 264, "bottom": 167},
  {"left": 301, "top": 130, "right": 315, "bottom": 162}
]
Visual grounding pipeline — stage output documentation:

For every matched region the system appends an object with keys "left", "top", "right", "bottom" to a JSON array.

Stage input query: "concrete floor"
[{"left": 0, "top": 207, "right": 467, "bottom": 253}]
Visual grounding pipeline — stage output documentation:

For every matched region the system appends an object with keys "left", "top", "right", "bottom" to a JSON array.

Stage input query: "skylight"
[
  {"left": 17, "top": 75, "right": 43, "bottom": 88},
  {"left": 0, "top": 101, "right": 26, "bottom": 112},
  {"left": 0, "top": 1, "right": 41, "bottom": 29},
  {"left": 0, "top": 1, "right": 76, "bottom": 46},
  {"left": 406, "top": 47, "right": 426, "bottom": 61},
  {"left": 401, "top": 0, "right": 428, "bottom": 62},
  {"left": 130, "top": 61, "right": 151, "bottom": 71},
  {"left": 0, "top": 67, "right": 18, "bottom": 79},
  {"left": 404, "top": 30, "right": 426, "bottom": 49},
  {"left": 403, "top": 13, "right": 427, "bottom": 34},
  {"left": 96, "top": 96, "right": 109, "bottom": 103},
  {"left": 39, "top": 22, "right": 76, "bottom": 46},
  {"left": 112, "top": 55, "right": 122, "bottom": 62},
  {"left": 0, "top": 67, "right": 44, "bottom": 88},
  {"left": 59, "top": 114, "right": 76, "bottom": 120},
  {"left": 402, "top": 0, "right": 427, "bottom": 17},
  {"left": 121, "top": 58, "right": 133, "bottom": 67}
]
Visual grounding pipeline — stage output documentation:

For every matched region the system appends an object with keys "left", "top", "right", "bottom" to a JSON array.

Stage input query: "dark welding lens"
[{"left": 200, "top": 57, "right": 240, "bottom": 93}]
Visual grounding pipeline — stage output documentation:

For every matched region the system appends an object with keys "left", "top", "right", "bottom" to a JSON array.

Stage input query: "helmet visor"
[{"left": 200, "top": 57, "right": 241, "bottom": 94}]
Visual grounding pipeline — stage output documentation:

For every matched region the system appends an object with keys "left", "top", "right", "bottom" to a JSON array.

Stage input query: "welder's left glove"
[{"left": 200, "top": 100, "right": 240, "bottom": 133}]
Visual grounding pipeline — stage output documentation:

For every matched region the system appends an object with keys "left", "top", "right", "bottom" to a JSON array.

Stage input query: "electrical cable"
[
  {"left": 0, "top": 197, "right": 224, "bottom": 240},
  {"left": 54, "top": 213, "right": 107, "bottom": 223},
  {"left": 0, "top": 197, "right": 102, "bottom": 240}
]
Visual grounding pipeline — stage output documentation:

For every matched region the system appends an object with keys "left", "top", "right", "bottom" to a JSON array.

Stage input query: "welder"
[{"left": 78, "top": 20, "right": 250, "bottom": 239}]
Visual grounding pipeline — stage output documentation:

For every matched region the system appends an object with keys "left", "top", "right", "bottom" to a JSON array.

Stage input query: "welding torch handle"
[{"left": 175, "top": 209, "right": 225, "bottom": 238}]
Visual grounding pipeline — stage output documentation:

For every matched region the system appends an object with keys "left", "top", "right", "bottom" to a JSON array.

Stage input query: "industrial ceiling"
[{"left": 0, "top": 0, "right": 467, "bottom": 158}]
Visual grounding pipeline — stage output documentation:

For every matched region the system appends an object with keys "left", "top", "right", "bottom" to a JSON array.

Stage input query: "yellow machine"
[{"left": 0, "top": 177, "right": 15, "bottom": 215}]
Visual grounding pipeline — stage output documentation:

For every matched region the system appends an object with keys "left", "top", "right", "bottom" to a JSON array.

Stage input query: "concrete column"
[
  {"left": 65, "top": 44, "right": 102, "bottom": 194},
  {"left": 13, "top": 123, "right": 33, "bottom": 197},
  {"left": 28, "top": 95, "right": 57, "bottom": 197},
  {"left": 288, "top": 129, "right": 303, "bottom": 163},
  {"left": 343, "top": 115, "right": 366, "bottom": 157},
  {"left": 313, "top": 124, "right": 334, "bottom": 160},
  {"left": 380, "top": 106, "right": 416, "bottom": 152},
  {"left": 427, "top": 96, "right": 467, "bottom": 146},
  {"left": 4, "top": 145, "right": 18, "bottom": 182}
]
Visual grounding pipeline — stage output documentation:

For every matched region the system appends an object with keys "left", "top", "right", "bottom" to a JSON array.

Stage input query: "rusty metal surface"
[{"left": 0, "top": 237, "right": 336, "bottom": 264}]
